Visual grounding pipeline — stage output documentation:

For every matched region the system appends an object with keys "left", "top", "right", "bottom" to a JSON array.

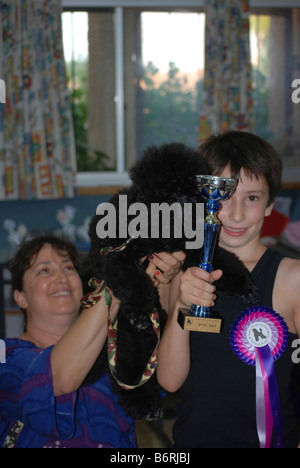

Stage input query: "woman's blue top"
[{"left": 0, "top": 339, "right": 136, "bottom": 448}]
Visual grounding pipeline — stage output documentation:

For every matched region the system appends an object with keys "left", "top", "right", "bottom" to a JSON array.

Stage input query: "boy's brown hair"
[{"left": 198, "top": 130, "right": 282, "bottom": 206}]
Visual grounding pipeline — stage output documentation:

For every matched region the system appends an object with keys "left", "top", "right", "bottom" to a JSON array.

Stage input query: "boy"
[{"left": 157, "top": 131, "right": 300, "bottom": 448}]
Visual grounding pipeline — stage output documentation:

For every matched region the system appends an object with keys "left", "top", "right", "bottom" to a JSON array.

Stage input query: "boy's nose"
[{"left": 228, "top": 198, "right": 245, "bottom": 223}]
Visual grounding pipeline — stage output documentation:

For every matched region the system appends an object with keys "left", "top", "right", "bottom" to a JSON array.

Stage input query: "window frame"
[{"left": 62, "top": 0, "right": 300, "bottom": 190}]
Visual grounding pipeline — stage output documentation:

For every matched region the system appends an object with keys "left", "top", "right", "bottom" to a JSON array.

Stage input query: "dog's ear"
[{"left": 129, "top": 143, "right": 210, "bottom": 204}]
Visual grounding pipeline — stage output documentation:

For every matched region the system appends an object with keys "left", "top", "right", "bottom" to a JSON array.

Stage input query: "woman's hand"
[{"left": 146, "top": 251, "right": 186, "bottom": 286}]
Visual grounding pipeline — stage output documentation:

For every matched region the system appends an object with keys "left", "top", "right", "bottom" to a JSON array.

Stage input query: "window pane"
[
  {"left": 62, "top": 11, "right": 116, "bottom": 172},
  {"left": 135, "top": 11, "right": 205, "bottom": 161},
  {"left": 250, "top": 9, "right": 300, "bottom": 170}
]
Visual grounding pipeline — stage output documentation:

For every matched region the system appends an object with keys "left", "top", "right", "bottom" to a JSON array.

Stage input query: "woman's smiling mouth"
[{"left": 51, "top": 290, "right": 71, "bottom": 297}]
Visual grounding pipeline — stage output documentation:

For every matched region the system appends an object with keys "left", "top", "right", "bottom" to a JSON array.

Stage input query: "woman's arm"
[
  {"left": 51, "top": 251, "right": 185, "bottom": 397},
  {"left": 51, "top": 293, "right": 120, "bottom": 397}
]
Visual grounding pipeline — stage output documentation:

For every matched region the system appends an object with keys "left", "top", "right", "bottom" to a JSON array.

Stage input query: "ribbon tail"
[
  {"left": 255, "top": 348, "right": 273, "bottom": 448},
  {"left": 258, "top": 345, "right": 284, "bottom": 448}
]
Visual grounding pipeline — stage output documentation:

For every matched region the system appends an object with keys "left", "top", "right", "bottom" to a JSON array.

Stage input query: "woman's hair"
[
  {"left": 7, "top": 232, "right": 82, "bottom": 292},
  {"left": 198, "top": 130, "right": 283, "bottom": 205}
]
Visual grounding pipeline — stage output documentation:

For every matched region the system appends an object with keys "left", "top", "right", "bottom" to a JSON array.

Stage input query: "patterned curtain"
[
  {"left": 199, "top": 0, "right": 254, "bottom": 142},
  {"left": 0, "top": 0, "right": 76, "bottom": 200}
]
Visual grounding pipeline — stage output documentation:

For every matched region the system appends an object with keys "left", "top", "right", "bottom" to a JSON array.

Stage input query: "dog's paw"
[
  {"left": 119, "top": 398, "right": 163, "bottom": 421},
  {"left": 144, "top": 407, "right": 164, "bottom": 421}
]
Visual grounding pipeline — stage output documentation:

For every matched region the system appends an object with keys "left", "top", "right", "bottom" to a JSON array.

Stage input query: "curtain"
[
  {"left": 0, "top": 0, "right": 76, "bottom": 200},
  {"left": 199, "top": 0, "right": 254, "bottom": 142}
]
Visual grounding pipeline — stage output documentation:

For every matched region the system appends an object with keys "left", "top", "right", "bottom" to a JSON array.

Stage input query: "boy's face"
[{"left": 217, "top": 166, "right": 273, "bottom": 253}]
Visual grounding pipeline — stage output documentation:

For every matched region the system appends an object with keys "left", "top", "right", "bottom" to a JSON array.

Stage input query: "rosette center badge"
[{"left": 246, "top": 321, "right": 272, "bottom": 349}]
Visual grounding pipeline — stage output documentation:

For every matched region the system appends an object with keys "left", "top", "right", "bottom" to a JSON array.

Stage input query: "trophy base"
[{"left": 178, "top": 308, "right": 223, "bottom": 334}]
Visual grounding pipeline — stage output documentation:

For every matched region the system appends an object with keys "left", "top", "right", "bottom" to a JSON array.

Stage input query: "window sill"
[
  {"left": 75, "top": 169, "right": 300, "bottom": 196},
  {"left": 282, "top": 168, "right": 300, "bottom": 190},
  {"left": 75, "top": 171, "right": 131, "bottom": 195}
]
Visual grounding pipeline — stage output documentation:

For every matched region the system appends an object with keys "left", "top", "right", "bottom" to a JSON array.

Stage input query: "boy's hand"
[{"left": 178, "top": 267, "right": 223, "bottom": 309}]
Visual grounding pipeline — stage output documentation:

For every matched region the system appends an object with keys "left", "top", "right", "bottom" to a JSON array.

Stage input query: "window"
[
  {"left": 62, "top": 7, "right": 205, "bottom": 187},
  {"left": 62, "top": 3, "right": 300, "bottom": 188},
  {"left": 62, "top": 10, "right": 118, "bottom": 180},
  {"left": 137, "top": 12, "right": 205, "bottom": 156},
  {"left": 250, "top": 8, "right": 300, "bottom": 182}
]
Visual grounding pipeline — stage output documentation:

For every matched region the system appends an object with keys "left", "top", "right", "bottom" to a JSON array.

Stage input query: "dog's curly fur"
[{"left": 83, "top": 143, "right": 259, "bottom": 420}]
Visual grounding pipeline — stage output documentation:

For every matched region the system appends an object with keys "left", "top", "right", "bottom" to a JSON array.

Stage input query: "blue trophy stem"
[
  {"left": 190, "top": 219, "right": 220, "bottom": 318},
  {"left": 180, "top": 175, "right": 236, "bottom": 330}
]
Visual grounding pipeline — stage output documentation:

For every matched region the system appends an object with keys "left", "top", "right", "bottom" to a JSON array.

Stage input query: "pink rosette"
[{"left": 230, "top": 307, "right": 289, "bottom": 448}]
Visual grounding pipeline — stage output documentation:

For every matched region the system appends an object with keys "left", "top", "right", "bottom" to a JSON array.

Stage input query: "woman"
[{"left": 0, "top": 233, "right": 183, "bottom": 448}]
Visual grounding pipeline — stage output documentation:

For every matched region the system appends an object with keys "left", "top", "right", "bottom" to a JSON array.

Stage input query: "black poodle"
[{"left": 82, "top": 142, "right": 258, "bottom": 420}]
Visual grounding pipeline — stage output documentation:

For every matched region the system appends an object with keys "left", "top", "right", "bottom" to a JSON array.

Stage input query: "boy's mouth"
[{"left": 223, "top": 226, "right": 248, "bottom": 236}]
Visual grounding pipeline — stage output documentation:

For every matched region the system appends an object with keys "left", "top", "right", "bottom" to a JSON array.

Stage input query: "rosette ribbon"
[{"left": 230, "top": 307, "right": 289, "bottom": 448}]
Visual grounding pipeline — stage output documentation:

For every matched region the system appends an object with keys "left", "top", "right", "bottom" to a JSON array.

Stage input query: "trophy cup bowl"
[{"left": 178, "top": 175, "right": 237, "bottom": 333}]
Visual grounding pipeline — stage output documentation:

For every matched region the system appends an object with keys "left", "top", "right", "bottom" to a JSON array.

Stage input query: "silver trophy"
[{"left": 178, "top": 175, "right": 237, "bottom": 333}]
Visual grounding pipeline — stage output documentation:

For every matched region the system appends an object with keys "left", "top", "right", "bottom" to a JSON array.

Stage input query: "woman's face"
[{"left": 14, "top": 243, "right": 83, "bottom": 329}]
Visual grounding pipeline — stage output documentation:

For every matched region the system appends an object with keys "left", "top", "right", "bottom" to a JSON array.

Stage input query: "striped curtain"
[
  {"left": 199, "top": 0, "right": 254, "bottom": 142},
  {"left": 0, "top": 0, "right": 76, "bottom": 200}
]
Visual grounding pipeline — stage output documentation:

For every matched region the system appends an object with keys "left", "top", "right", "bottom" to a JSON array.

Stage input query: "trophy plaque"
[{"left": 178, "top": 175, "right": 237, "bottom": 333}]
